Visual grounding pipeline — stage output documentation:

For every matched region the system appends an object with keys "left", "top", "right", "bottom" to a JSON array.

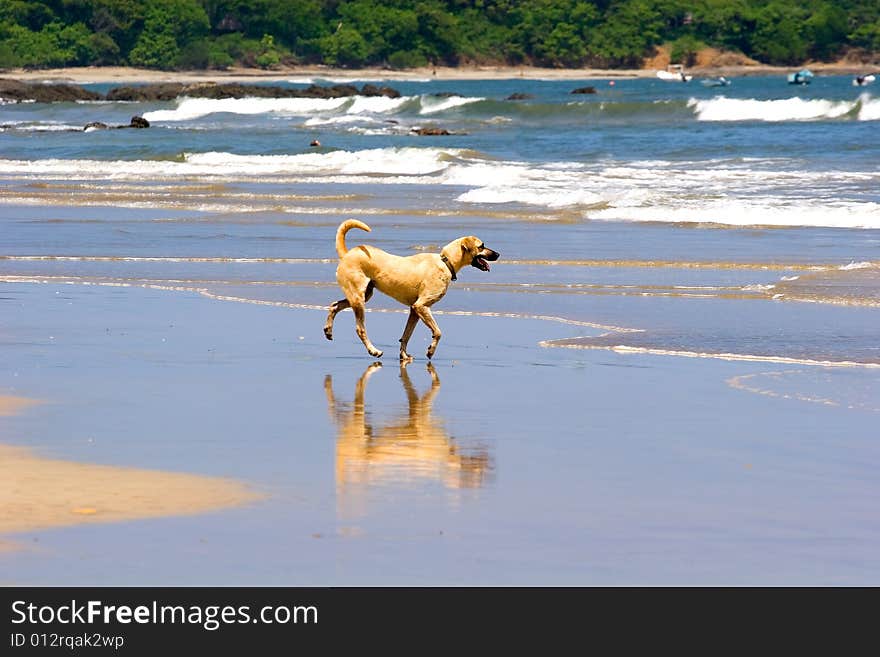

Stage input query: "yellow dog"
[{"left": 324, "top": 219, "right": 500, "bottom": 361}]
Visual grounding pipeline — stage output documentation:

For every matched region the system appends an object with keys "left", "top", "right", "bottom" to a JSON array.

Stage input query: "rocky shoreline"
[{"left": 0, "top": 78, "right": 402, "bottom": 103}]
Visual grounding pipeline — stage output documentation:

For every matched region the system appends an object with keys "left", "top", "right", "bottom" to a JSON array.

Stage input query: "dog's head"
[{"left": 458, "top": 236, "right": 500, "bottom": 272}]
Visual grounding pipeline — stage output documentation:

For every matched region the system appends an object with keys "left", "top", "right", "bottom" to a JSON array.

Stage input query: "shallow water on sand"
[
  {"left": 1, "top": 282, "right": 878, "bottom": 585},
  {"left": 1, "top": 75, "right": 878, "bottom": 584}
]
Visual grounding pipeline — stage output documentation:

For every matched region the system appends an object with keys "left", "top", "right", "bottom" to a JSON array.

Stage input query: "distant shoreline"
[{"left": 4, "top": 62, "right": 875, "bottom": 84}]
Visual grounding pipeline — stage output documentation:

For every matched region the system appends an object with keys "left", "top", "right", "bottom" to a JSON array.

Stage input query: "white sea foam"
[
  {"left": 185, "top": 147, "right": 458, "bottom": 176},
  {"left": 689, "top": 94, "right": 879, "bottom": 121},
  {"left": 345, "top": 95, "right": 410, "bottom": 114},
  {"left": 1, "top": 148, "right": 877, "bottom": 230},
  {"left": 448, "top": 162, "right": 610, "bottom": 207},
  {"left": 141, "top": 93, "right": 480, "bottom": 122},
  {"left": 1, "top": 121, "right": 82, "bottom": 132},
  {"left": 859, "top": 95, "right": 880, "bottom": 120},
  {"left": 589, "top": 200, "right": 880, "bottom": 229},
  {"left": 143, "top": 96, "right": 352, "bottom": 121},
  {"left": 839, "top": 261, "right": 877, "bottom": 270},
  {"left": 0, "top": 147, "right": 464, "bottom": 179},
  {"left": 303, "top": 115, "right": 383, "bottom": 126},
  {"left": 418, "top": 95, "right": 484, "bottom": 114}
]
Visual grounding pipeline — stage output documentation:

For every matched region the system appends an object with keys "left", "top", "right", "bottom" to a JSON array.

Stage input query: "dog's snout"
[{"left": 484, "top": 249, "right": 500, "bottom": 261}]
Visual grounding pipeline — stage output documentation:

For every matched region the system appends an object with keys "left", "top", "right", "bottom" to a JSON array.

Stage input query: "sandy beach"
[
  {"left": 0, "top": 394, "right": 263, "bottom": 541},
  {"left": 4, "top": 60, "right": 874, "bottom": 85}
]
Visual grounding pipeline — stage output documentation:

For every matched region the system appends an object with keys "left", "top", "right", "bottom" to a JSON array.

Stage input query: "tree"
[
  {"left": 127, "top": 0, "right": 209, "bottom": 68},
  {"left": 588, "top": 0, "right": 666, "bottom": 67},
  {"left": 318, "top": 24, "right": 369, "bottom": 66},
  {"left": 804, "top": 3, "right": 848, "bottom": 60},
  {"left": 749, "top": 2, "right": 809, "bottom": 65}
]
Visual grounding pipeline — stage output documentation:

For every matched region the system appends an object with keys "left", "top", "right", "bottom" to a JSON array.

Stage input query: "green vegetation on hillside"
[{"left": 1, "top": 0, "right": 878, "bottom": 70}]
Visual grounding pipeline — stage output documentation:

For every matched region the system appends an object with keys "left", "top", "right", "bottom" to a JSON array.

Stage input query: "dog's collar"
[{"left": 440, "top": 254, "right": 457, "bottom": 281}]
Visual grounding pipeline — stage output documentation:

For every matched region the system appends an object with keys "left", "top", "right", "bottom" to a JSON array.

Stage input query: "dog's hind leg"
[
  {"left": 342, "top": 275, "right": 382, "bottom": 358},
  {"left": 324, "top": 298, "right": 349, "bottom": 340},
  {"left": 352, "top": 302, "right": 382, "bottom": 358},
  {"left": 398, "top": 308, "right": 418, "bottom": 362},
  {"left": 325, "top": 281, "right": 373, "bottom": 341}
]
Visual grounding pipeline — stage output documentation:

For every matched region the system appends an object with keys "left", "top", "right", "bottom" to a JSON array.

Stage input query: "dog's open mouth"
[
  {"left": 471, "top": 256, "right": 490, "bottom": 271},
  {"left": 470, "top": 249, "right": 499, "bottom": 272}
]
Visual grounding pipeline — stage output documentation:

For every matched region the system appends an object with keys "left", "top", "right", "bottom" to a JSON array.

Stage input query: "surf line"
[
  {"left": 540, "top": 340, "right": 880, "bottom": 370},
  {"left": 195, "top": 288, "right": 640, "bottom": 334},
  {"left": 0, "top": 275, "right": 640, "bottom": 335},
  {"left": 10, "top": 275, "right": 877, "bottom": 370},
  {"left": 146, "top": 279, "right": 876, "bottom": 365},
  {"left": 726, "top": 371, "right": 880, "bottom": 412}
]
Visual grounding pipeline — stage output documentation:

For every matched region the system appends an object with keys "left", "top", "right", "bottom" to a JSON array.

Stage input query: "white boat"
[
  {"left": 657, "top": 65, "right": 692, "bottom": 82},
  {"left": 853, "top": 74, "right": 876, "bottom": 87}
]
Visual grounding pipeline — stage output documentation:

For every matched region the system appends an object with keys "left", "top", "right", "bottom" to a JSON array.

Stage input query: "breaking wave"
[
  {"left": 141, "top": 93, "right": 484, "bottom": 122},
  {"left": 0, "top": 148, "right": 877, "bottom": 229},
  {"left": 689, "top": 93, "right": 879, "bottom": 122}
]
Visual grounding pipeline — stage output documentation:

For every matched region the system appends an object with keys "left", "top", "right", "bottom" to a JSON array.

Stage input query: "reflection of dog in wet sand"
[
  {"left": 324, "top": 363, "right": 492, "bottom": 492},
  {"left": 324, "top": 219, "right": 500, "bottom": 361}
]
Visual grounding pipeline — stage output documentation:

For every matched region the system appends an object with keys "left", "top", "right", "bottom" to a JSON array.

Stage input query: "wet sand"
[
  {"left": 0, "top": 444, "right": 264, "bottom": 535},
  {"left": 0, "top": 394, "right": 40, "bottom": 417},
  {"left": 1, "top": 280, "right": 878, "bottom": 585},
  {"left": 0, "top": 392, "right": 263, "bottom": 543}
]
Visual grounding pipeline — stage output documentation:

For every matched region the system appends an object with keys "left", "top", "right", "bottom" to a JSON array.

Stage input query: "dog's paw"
[
  {"left": 370, "top": 349, "right": 384, "bottom": 358},
  {"left": 323, "top": 327, "right": 333, "bottom": 341},
  {"left": 399, "top": 351, "right": 414, "bottom": 363}
]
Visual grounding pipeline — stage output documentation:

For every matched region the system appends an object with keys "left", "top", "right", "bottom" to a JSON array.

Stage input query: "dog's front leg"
[
  {"left": 398, "top": 308, "right": 419, "bottom": 362},
  {"left": 413, "top": 304, "right": 442, "bottom": 359}
]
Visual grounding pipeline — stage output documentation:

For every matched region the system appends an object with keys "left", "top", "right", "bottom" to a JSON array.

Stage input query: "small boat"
[
  {"left": 787, "top": 69, "right": 814, "bottom": 85},
  {"left": 853, "top": 74, "right": 876, "bottom": 87},
  {"left": 657, "top": 64, "right": 692, "bottom": 82},
  {"left": 701, "top": 76, "right": 731, "bottom": 87}
]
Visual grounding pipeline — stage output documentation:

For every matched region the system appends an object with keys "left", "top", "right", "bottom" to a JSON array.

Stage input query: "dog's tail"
[{"left": 335, "top": 219, "right": 371, "bottom": 258}]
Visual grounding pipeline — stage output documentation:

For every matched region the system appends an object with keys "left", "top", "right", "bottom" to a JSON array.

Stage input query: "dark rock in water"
[
  {"left": 0, "top": 78, "right": 404, "bottom": 103},
  {"left": 506, "top": 93, "right": 534, "bottom": 100},
  {"left": 431, "top": 92, "right": 459, "bottom": 97},
  {"left": 105, "top": 83, "right": 186, "bottom": 102},
  {"left": 300, "top": 84, "right": 334, "bottom": 98},
  {"left": 105, "top": 81, "right": 402, "bottom": 101},
  {"left": 361, "top": 84, "right": 401, "bottom": 98},
  {"left": 330, "top": 84, "right": 360, "bottom": 97},
  {"left": 571, "top": 86, "right": 597, "bottom": 94},
  {"left": 83, "top": 115, "right": 149, "bottom": 131},
  {"left": 411, "top": 127, "right": 452, "bottom": 136},
  {"left": 0, "top": 78, "right": 102, "bottom": 103}
]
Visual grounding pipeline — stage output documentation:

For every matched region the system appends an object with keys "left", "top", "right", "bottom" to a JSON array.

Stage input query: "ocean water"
[
  {"left": 1, "top": 74, "right": 879, "bottom": 584},
  {"left": 1, "top": 74, "right": 878, "bottom": 364}
]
